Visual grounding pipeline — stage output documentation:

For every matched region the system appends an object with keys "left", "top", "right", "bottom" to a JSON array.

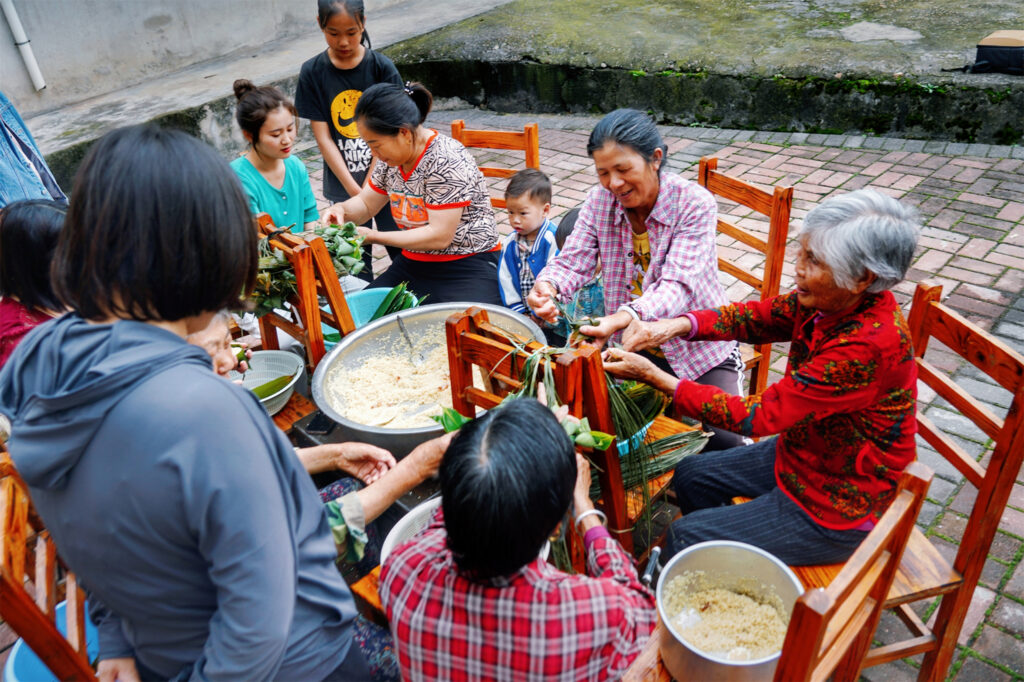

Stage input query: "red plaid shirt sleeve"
[{"left": 379, "top": 510, "right": 657, "bottom": 681}]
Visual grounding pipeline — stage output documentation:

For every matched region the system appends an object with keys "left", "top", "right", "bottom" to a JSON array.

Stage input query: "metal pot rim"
[
  {"left": 655, "top": 540, "right": 804, "bottom": 666},
  {"left": 310, "top": 302, "right": 544, "bottom": 435}
]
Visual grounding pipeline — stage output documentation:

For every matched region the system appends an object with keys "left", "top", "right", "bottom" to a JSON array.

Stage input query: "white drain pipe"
[{"left": 1, "top": 0, "right": 46, "bottom": 91}]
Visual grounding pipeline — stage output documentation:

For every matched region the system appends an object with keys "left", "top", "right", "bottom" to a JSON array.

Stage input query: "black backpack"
[{"left": 960, "top": 31, "right": 1024, "bottom": 75}]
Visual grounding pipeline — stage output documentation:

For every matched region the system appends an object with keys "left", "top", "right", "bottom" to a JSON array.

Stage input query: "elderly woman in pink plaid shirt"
[{"left": 528, "top": 109, "right": 744, "bottom": 449}]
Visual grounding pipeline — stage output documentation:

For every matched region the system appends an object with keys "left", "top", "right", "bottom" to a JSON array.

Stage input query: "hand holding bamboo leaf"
[
  {"left": 621, "top": 316, "right": 691, "bottom": 352},
  {"left": 526, "top": 280, "right": 560, "bottom": 324},
  {"left": 603, "top": 347, "right": 681, "bottom": 396}
]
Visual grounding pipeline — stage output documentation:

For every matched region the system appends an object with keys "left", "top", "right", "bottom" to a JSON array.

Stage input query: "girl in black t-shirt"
[{"left": 296, "top": 0, "right": 403, "bottom": 280}]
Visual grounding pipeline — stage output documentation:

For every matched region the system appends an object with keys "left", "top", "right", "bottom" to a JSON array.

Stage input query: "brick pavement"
[{"left": 300, "top": 109, "right": 1024, "bottom": 681}]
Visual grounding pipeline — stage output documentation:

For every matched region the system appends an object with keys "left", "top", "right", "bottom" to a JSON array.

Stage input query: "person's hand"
[
  {"left": 97, "top": 657, "right": 141, "bottom": 682},
  {"left": 321, "top": 203, "right": 345, "bottom": 226},
  {"left": 527, "top": 281, "right": 560, "bottom": 324},
  {"left": 406, "top": 431, "right": 456, "bottom": 482},
  {"left": 603, "top": 347, "right": 680, "bottom": 395},
  {"left": 572, "top": 452, "right": 594, "bottom": 513},
  {"left": 333, "top": 443, "right": 396, "bottom": 483},
  {"left": 621, "top": 317, "right": 689, "bottom": 352},
  {"left": 355, "top": 224, "right": 374, "bottom": 244},
  {"left": 579, "top": 310, "right": 632, "bottom": 348}
]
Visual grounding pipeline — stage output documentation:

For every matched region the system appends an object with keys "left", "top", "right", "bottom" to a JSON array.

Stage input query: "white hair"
[{"left": 799, "top": 189, "right": 920, "bottom": 293}]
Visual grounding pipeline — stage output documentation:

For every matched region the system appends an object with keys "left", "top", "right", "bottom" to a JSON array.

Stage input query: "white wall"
[{"left": 1, "top": 0, "right": 404, "bottom": 117}]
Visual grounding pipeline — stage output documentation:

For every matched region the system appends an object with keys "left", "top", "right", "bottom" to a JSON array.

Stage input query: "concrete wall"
[{"left": 1, "top": 0, "right": 403, "bottom": 117}]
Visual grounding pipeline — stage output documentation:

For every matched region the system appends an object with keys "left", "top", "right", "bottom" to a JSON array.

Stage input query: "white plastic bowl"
[
  {"left": 229, "top": 350, "right": 305, "bottom": 415},
  {"left": 380, "top": 496, "right": 550, "bottom": 565}
]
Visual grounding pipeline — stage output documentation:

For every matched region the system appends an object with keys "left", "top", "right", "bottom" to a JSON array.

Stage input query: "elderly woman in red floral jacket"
[{"left": 604, "top": 188, "right": 921, "bottom": 565}]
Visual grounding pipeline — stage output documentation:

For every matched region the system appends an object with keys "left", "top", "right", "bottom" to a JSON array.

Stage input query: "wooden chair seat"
[{"left": 794, "top": 528, "right": 962, "bottom": 609}]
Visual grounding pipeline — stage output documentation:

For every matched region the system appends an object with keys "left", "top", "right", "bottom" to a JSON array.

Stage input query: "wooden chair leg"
[{"left": 917, "top": 590, "right": 971, "bottom": 681}]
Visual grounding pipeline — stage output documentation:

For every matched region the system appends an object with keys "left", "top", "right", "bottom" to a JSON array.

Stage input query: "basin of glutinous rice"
[{"left": 662, "top": 570, "right": 789, "bottom": 661}]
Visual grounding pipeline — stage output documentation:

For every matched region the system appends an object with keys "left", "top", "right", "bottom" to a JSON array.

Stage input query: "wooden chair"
[
  {"left": 789, "top": 281, "right": 1024, "bottom": 679},
  {"left": 623, "top": 462, "right": 933, "bottom": 682},
  {"left": 254, "top": 213, "right": 357, "bottom": 369},
  {"left": 0, "top": 448, "right": 94, "bottom": 680},
  {"left": 776, "top": 461, "right": 933, "bottom": 682},
  {"left": 698, "top": 156, "right": 793, "bottom": 396},
  {"left": 446, "top": 307, "right": 694, "bottom": 557},
  {"left": 450, "top": 120, "right": 540, "bottom": 209}
]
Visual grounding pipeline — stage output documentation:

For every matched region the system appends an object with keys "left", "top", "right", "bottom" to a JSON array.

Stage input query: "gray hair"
[{"left": 799, "top": 189, "right": 920, "bottom": 293}]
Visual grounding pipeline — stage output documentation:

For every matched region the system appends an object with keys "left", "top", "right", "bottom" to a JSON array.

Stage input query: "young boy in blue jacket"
[{"left": 497, "top": 169, "right": 559, "bottom": 318}]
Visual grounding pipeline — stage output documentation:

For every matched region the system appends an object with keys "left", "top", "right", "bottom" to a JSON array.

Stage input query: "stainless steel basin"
[{"left": 310, "top": 302, "right": 544, "bottom": 459}]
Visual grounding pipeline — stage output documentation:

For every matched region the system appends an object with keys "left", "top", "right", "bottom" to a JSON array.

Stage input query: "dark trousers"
[
  {"left": 665, "top": 437, "right": 869, "bottom": 565},
  {"left": 368, "top": 251, "right": 503, "bottom": 306}
]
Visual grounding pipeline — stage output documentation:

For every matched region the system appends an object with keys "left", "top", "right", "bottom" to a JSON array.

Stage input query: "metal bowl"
[
  {"left": 311, "top": 302, "right": 544, "bottom": 458},
  {"left": 228, "top": 350, "right": 305, "bottom": 416},
  {"left": 656, "top": 541, "right": 804, "bottom": 682}
]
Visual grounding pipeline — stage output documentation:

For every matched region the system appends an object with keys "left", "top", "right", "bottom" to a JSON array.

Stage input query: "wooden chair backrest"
[
  {"left": 450, "top": 120, "right": 540, "bottom": 210},
  {"left": 903, "top": 280, "right": 1024, "bottom": 676},
  {"left": 698, "top": 156, "right": 793, "bottom": 394},
  {"left": 775, "top": 462, "right": 933, "bottom": 682},
  {"left": 445, "top": 308, "right": 631, "bottom": 552},
  {"left": 0, "top": 449, "right": 94, "bottom": 680},
  {"left": 255, "top": 214, "right": 357, "bottom": 368}
]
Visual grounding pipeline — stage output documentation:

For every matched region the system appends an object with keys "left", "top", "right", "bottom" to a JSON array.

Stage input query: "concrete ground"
[{"left": 296, "top": 108, "right": 1024, "bottom": 681}]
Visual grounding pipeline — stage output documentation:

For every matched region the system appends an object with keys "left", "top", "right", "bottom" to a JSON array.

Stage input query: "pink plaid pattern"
[
  {"left": 538, "top": 173, "right": 734, "bottom": 380},
  {"left": 380, "top": 510, "right": 657, "bottom": 681}
]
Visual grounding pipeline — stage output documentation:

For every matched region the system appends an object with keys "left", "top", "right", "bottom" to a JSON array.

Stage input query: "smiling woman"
[
  {"left": 602, "top": 188, "right": 921, "bottom": 567},
  {"left": 527, "top": 108, "right": 745, "bottom": 450}
]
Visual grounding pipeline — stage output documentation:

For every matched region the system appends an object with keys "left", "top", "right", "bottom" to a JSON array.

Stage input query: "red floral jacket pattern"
[{"left": 674, "top": 291, "right": 917, "bottom": 529}]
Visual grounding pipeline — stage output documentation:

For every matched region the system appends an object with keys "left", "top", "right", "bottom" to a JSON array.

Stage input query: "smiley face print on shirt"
[{"left": 330, "top": 90, "right": 361, "bottom": 139}]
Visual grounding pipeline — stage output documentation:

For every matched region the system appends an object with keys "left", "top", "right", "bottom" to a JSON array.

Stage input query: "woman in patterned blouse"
[
  {"left": 527, "top": 109, "right": 744, "bottom": 450},
  {"left": 321, "top": 82, "right": 502, "bottom": 304},
  {"left": 604, "top": 189, "right": 921, "bottom": 565}
]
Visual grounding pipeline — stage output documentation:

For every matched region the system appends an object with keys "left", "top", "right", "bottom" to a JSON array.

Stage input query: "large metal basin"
[
  {"left": 656, "top": 541, "right": 804, "bottom": 682},
  {"left": 311, "top": 302, "right": 544, "bottom": 459}
]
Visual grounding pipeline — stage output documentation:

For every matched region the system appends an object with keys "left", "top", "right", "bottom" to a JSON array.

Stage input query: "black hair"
[
  {"left": 355, "top": 82, "right": 432, "bottom": 136},
  {"left": 555, "top": 206, "right": 582, "bottom": 250},
  {"left": 317, "top": 0, "right": 371, "bottom": 48},
  {"left": 0, "top": 199, "right": 66, "bottom": 311},
  {"left": 440, "top": 399, "right": 576, "bottom": 580},
  {"left": 52, "top": 124, "right": 257, "bottom": 322},
  {"left": 233, "top": 79, "right": 298, "bottom": 148},
  {"left": 505, "top": 168, "right": 552, "bottom": 205},
  {"left": 586, "top": 108, "right": 667, "bottom": 174}
]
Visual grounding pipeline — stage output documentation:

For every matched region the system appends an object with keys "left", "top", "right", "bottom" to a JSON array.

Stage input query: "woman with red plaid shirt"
[
  {"left": 527, "top": 109, "right": 744, "bottom": 450},
  {"left": 379, "top": 399, "right": 657, "bottom": 681},
  {"left": 604, "top": 189, "right": 921, "bottom": 565}
]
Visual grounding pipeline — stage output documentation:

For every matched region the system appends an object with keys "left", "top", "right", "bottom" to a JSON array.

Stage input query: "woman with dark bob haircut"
[
  {"left": 0, "top": 124, "right": 388, "bottom": 680},
  {"left": 380, "top": 399, "right": 657, "bottom": 681},
  {"left": 527, "top": 109, "right": 744, "bottom": 451},
  {"left": 0, "top": 199, "right": 65, "bottom": 369},
  {"left": 321, "top": 81, "right": 503, "bottom": 304}
]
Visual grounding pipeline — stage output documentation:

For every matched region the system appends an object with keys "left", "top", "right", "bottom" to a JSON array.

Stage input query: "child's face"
[
  {"left": 252, "top": 106, "right": 296, "bottom": 159},
  {"left": 189, "top": 319, "right": 237, "bottom": 377},
  {"left": 505, "top": 194, "right": 550, "bottom": 240},
  {"left": 322, "top": 9, "right": 365, "bottom": 63}
]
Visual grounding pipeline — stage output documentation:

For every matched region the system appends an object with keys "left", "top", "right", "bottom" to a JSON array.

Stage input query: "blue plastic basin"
[
  {"left": 321, "top": 288, "right": 391, "bottom": 350},
  {"left": 3, "top": 601, "right": 98, "bottom": 682}
]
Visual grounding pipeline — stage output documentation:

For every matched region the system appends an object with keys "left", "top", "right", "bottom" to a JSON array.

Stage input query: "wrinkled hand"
[
  {"left": 407, "top": 431, "right": 455, "bottom": 482},
  {"left": 527, "top": 281, "right": 560, "bottom": 324},
  {"left": 578, "top": 310, "right": 632, "bottom": 348},
  {"left": 334, "top": 443, "right": 396, "bottom": 483},
  {"left": 602, "top": 347, "right": 661, "bottom": 382},
  {"left": 321, "top": 203, "right": 345, "bottom": 226},
  {"left": 97, "top": 657, "right": 141, "bottom": 682},
  {"left": 622, "top": 317, "right": 687, "bottom": 352},
  {"left": 572, "top": 452, "right": 594, "bottom": 512}
]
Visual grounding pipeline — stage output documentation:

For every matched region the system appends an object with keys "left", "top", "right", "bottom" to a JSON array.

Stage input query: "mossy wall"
[{"left": 397, "top": 60, "right": 1024, "bottom": 145}]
